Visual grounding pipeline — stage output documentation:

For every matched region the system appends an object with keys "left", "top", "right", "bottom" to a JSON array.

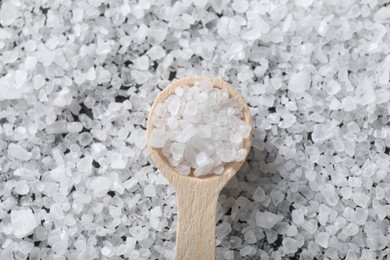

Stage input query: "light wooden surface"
[{"left": 146, "top": 77, "right": 253, "bottom": 260}]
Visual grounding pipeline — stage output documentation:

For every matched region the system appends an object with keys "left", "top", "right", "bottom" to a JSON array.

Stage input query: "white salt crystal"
[
  {"left": 325, "top": 80, "right": 341, "bottom": 95},
  {"left": 149, "top": 128, "right": 167, "bottom": 148},
  {"left": 270, "top": 190, "right": 285, "bottom": 206},
  {"left": 234, "top": 148, "right": 247, "bottom": 162},
  {"left": 11, "top": 208, "right": 38, "bottom": 238},
  {"left": 8, "top": 143, "right": 31, "bottom": 161},
  {"left": 283, "top": 237, "right": 299, "bottom": 254},
  {"left": 321, "top": 184, "right": 339, "bottom": 206},
  {"left": 33, "top": 74, "right": 46, "bottom": 89},
  {"left": 77, "top": 156, "right": 93, "bottom": 173},
  {"left": 288, "top": 71, "right": 311, "bottom": 93},
  {"left": 341, "top": 96, "right": 357, "bottom": 112},
  {"left": 315, "top": 232, "right": 330, "bottom": 248},
  {"left": 217, "top": 143, "right": 236, "bottom": 162},
  {"left": 170, "top": 142, "right": 185, "bottom": 161},
  {"left": 196, "top": 151, "right": 211, "bottom": 167},
  {"left": 318, "top": 204, "right": 331, "bottom": 226},
  {"left": 253, "top": 187, "right": 266, "bottom": 202},
  {"left": 232, "top": 0, "right": 248, "bottom": 13},
  {"left": 90, "top": 177, "right": 111, "bottom": 197},
  {"left": 134, "top": 56, "right": 149, "bottom": 71},
  {"left": 167, "top": 96, "right": 181, "bottom": 115},
  {"left": 14, "top": 181, "right": 30, "bottom": 195},
  {"left": 256, "top": 211, "right": 284, "bottom": 229},
  {"left": 312, "top": 123, "right": 333, "bottom": 143},
  {"left": 144, "top": 184, "right": 156, "bottom": 197}
]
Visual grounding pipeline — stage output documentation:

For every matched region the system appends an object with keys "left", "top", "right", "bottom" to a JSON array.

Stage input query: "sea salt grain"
[{"left": 149, "top": 80, "right": 251, "bottom": 176}]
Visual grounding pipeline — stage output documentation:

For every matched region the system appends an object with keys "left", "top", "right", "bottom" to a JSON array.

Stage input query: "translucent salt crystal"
[
  {"left": 33, "top": 74, "right": 46, "bottom": 89},
  {"left": 318, "top": 204, "right": 331, "bottom": 226},
  {"left": 292, "top": 209, "right": 305, "bottom": 225},
  {"left": 176, "top": 163, "right": 191, "bottom": 175},
  {"left": 15, "top": 70, "right": 27, "bottom": 87},
  {"left": 217, "top": 143, "right": 236, "bottom": 162},
  {"left": 232, "top": 0, "right": 248, "bottom": 13},
  {"left": 364, "top": 222, "right": 387, "bottom": 250},
  {"left": 86, "top": 67, "right": 96, "bottom": 81},
  {"left": 183, "top": 101, "right": 198, "bottom": 116},
  {"left": 11, "top": 208, "right": 38, "bottom": 238},
  {"left": 288, "top": 71, "right": 311, "bottom": 93},
  {"left": 14, "top": 181, "right": 30, "bottom": 195},
  {"left": 67, "top": 122, "right": 83, "bottom": 133},
  {"left": 134, "top": 56, "right": 149, "bottom": 71},
  {"left": 295, "top": 0, "right": 313, "bottom": 7},
  {"left": 234, "top": 148, "right": 247, "bottom": 162},
  {"left": 270, "top": 190, "right": 285, "bottom": 206},
  {"left": 341, "top": 96, "right": 357, "bottom": 112},
  {"left": 312, "top": 123, "right": 333, "bottom": 143},
  {"left": 167, "top": 96, "right": 181, "bottom": 115},
  {"left": 154, "top": 103, "right": 166, "bottom": 117},
  {"left": 50, "top": 203, "right": 65, "bottom": 220},
  {"left": 213, "top": 165, "right": 224, "bottom": 175},
  {"left": 253, "top": 187, "right": 266, "bottom": 202},
  {"left": 240, "top": 246, "right": 253, "bottom": 256},
  {"left": 177, "top": 125, "right": 197, "bottom": 143},
  {"left": 167, "top": 117, "right": 178, "bottom": 129},
  {"left": 149, "top": 128, "right": 167, "bottom": 148},
  {"left": 90, "top": 177, "right": 111, "bottom": 197},
  {"left": 321, "top": 184, "right": 339, "bottom": 206},
  {"left": 325, "top": 80, "right": 341, "bottom": 95},
  {"left": 282, "top": 237, "right": 298, "bottom": 254},
  {"left": 287, "top": 225, "right": 298, "bottom": 236},
  {"left": 216, "top": 222, "right": 232, "bottom": 238},
  {"left": 229, "top": 133, "right": 243, "bottom": 144},
  {"left": 315, "top": 232, "right": 330, "bottom": 248},
  {"left": 148, "top": 21, "right": 168, "bottom": 45},
  {"left": 352, "top": 191, "right": 370, "bottom": 208},
  {"left": 24, "top": 56, "right": 37, "bottom": 70},
  {"left": 170, "top": 142, "right": 185, "bottom": 161},
  {"left": 339, "top": 223, "right": 359, "bottom": 241},
  {"left": 8, "top": 143, "right": 32, "bottom": 161},
  {"left": 196, "top": 151, "right": 211, "bottom": 167},
  {"left": 198, "top": 125, "right": 211, "bottom": 138},
  {"left": 256, "top": 211, "right": 284, "bottom": 229},
  {"left": 144, "top": 184, "right": 156, "bottom": 197},
  {"left": 77, "top": 156, "right": 93, "bottom": 173},
  {"left": 175, "top": 87, "right": 183, "bottom": 96}
]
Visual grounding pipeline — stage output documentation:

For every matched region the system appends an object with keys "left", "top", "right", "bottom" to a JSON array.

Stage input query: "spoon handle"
[{"left": 174, "top": 182, "right": 220, "bottom": 260}]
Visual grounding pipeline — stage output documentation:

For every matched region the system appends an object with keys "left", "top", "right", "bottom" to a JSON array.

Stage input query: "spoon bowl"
[{"left": 146, "top": 77, "right": 252, "bottom": 260}]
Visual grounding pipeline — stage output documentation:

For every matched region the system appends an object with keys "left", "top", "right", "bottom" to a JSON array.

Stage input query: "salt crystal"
[
  {"left": 318, "top": 204, "right": 331, "bottom": 226},
  {"left": 270, "top": 190, "right": 285, "bottom": 206},
  {"left": 315, "top": 232, "right": 330, "bottom": 248},
  {"left": 256, "top": 211, "right": 284, "bottom": 229},
  {"left": 149, "top": 128, "right": 167, "bottom": 148},
  {"left": 8, "top": 143, "right": 31, "bottom": 161},
  {"left": 253, "top": 187, "right": 266, "bottom": 202},
  {"left": 77, "top": 156, "right": 93, "bottom": 173},
  {"left": 283, "top": 237, "right": 299, "bottom": 254},
  {"left": 134, "top": 56, "right": 149, "bottom": 71},
  {"left": 90, "top": 177, "right": 111, "bottom": 197},
  {"left": 144, "top": 184, "right": 156, "bottom": 197},
  {"left": 11, "top": 208, "right": 38, "bottom": 238},
  {"left": 321, "top": 184, "right": 339, "bottom": 206},
  {"left": 14, "top": 181, "right": 30, "bottom": 195},
  {"left": 217, "top": 143, "right": 236, "bottom": 162},
  {"left": 196, "top": 151, "right": 211, "bottom": 167},
  {"left": 232, "top": 0, "right": 248, "bottom": 13},
  {"left": 341, "top": 96, "right": 357, "bottom": 112},
  {"left": 288, "top": 71, "right": 311, "bottom": 93}
]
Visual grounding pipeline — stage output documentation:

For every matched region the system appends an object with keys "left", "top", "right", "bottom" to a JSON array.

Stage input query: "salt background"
[{"left": 0, "top": 0, "right": 390, "bottom": 259}]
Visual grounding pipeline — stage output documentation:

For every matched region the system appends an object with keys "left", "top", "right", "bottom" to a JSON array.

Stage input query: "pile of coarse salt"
[{"left": 149, "top": 80, "right": 251, "bottom": 177}]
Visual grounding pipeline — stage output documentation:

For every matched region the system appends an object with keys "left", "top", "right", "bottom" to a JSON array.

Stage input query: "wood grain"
[{"left": 146, "top": 77, "right": 253, "bottom": 260}]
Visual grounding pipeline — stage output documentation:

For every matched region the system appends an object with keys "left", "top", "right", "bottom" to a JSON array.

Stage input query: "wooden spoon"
[{"left": 146, "top": 77, "right": 253, "bottom": 260}]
